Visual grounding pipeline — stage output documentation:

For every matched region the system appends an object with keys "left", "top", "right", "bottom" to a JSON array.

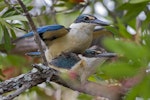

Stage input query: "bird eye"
[{"left": 84, "top": 17, "right": 89, "bottom": 20}]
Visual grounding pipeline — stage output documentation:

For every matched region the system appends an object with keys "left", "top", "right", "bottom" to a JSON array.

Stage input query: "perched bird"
[
  {"left": 26, "top": 46, "right": 116, "bottom": 84},
  {"left": 50, "top": 46, "right": 116, "bottom": 83},
  {"left": 16, "top": 14, "right": 109, "bottom": 62}
]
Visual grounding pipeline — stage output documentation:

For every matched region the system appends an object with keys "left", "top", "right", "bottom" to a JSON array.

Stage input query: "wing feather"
[
  {"left": 92, "top": 28, "right": 113, "bottom": 47},
  {"left": 14, "top": 24, "right": 68, "bottom": 43},
  {"left": 93, "top": 28, "right": 113, "bottom": 39}
]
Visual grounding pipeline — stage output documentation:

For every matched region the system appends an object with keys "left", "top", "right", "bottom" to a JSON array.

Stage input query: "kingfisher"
[{"left": 16, "top": 14, "right": 109, "bottom": 62}]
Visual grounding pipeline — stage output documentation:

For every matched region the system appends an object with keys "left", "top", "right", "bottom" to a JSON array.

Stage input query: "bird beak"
[{"left": 91, "top": 19, "right": 109, "bottom": 26}]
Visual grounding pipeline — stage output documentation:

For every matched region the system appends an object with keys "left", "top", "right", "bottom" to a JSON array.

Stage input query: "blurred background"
[{"left": 0, "top": 0, "right": 150, "bottom": 100}]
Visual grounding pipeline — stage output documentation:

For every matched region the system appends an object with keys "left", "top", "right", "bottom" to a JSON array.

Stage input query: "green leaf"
[
  {"left": 129, "top": 0, "right": 150, "bottom": 4},
  {"left": 3, "top": 26, "right": 12, "bottom": 52},
  {"left": 127, "top": 18, "right": 136, "bottom": 29},
  {"left": 116, "top": 18, "right": 132, "bottom": 38},
  {"left": 103, "top": 38, "right": 150, "bottom": 68},
  {"left": 125, "top": 75, "right": 150, "bottom": 100},
  {"left": 0, "top": 24, "right": 3, "bottom": 42},
  {"left": 10, "top": 29, "right": 16, "bottom": 39},
  {"left": 105, "top": 26, "right": 119, "bottom": 37},
  {"left": 11, "top": 23, "right": 22, "bottom": 28},
  {"left": 0, "top": 55, "right": 26, "bottom": 67},
  {"left": 0, "top": 17, "right": 14, "bottom": 30},
  {"left": 6, "top": 55, "right": 26, "bottom": 67},
  {"left": 125, "top": 83, "right": 141, "bottom": 100},
  {"left": 22, "top": 0, "right": 32, "bottom": 6},
  {"left": 138, "top": 76, "right": 150, "bottom": 99},
  {"left": 27, "top": 6, "right": 34, "bottom": 11},
  {"left": 100, "top": 62, "right": 138, "bottom": 79},
  {"left": 0, "top": 1, "right": 7, "bottom": 11},
  {"left": 0, "top": 64, "right": 5, "bottom": 77},
  {"left": 117, "top": 2, "right": 147, "bottom": 22},
  {"left": 78, "top": 93, "right": 93, "bottom": 100},
  {"left": 1, "top": 7, "right": 23, "bottom": 18},
  {"left": 3, "top": 15, "right": 27, "bottom": 21}
]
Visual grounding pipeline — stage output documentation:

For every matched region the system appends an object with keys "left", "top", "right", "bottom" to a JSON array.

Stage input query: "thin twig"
[
  {"left": 50, "top": 0, "right": 58, "bottom": 24},
  {"left": 80, "top": 1, "right": 90, "bottom": 15},
  {"left": 17, "top": 0, "right": 49, "bottom": 66},
  {"left": 2, "top": 84, "right": 30, "bottom": 100}
]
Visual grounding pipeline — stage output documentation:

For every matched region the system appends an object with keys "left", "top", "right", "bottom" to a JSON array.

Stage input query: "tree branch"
[
  {"left": 0, "top": 64, "right": 123, "bottom": 100},
  {"left": 2, "top": 84, "right": 30, "bottom": 100},
  {"left": 0, "top": 55, "right": 147, "bottom": 100}
]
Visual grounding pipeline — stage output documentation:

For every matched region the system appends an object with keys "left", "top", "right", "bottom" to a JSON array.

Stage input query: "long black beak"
[
  {"left": 91, "top": 19, "right": 109, "bottom": 26},
  {"left": 96, "top": 53, "right": 117, "bottom": 58}
]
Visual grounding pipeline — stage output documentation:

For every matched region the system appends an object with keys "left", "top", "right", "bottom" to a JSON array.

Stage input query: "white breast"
[
  {"left": 68, "top": 23, "right": 95, "bottom": 51},
  {"left": 45, "top": 23, "right": 95, "bottom": 61}
]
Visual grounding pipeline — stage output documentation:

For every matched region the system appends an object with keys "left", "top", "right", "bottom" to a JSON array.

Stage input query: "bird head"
[
  {"left": 74, "top": 14, "right": 109, "bottom": 26},
  {"left": 70, "top": 14, "right": 109, "bottom": 29}
]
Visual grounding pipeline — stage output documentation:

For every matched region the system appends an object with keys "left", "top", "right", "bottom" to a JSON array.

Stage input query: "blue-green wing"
[{"left": 16, "top": 24, "right": 68, "bottom": 42}]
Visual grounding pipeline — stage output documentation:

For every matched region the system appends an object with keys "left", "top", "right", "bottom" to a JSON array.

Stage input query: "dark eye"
[{"left": 83, "top": 17, "right": 89, "bottom": 20}]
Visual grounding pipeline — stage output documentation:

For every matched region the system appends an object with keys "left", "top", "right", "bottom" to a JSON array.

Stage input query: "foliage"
[
  {"left": 0, "top": 0, "right": 150, "bottom": 100},
  {"left": 97, "top": 0, "right": 150, "bottom": 99},
  {"left": 78, "top": 93, "right": 93, "bottom": 100}
]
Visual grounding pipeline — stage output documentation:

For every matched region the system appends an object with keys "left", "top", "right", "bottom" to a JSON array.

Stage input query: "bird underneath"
[{"left": 16, "top": 14, "right": 109, "bottom": 62}]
